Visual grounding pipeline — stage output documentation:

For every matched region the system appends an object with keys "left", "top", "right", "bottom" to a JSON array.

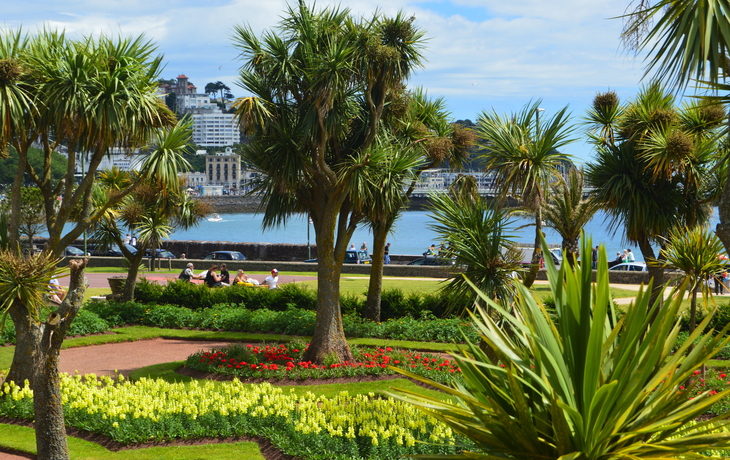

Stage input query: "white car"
[{"left": 608, "top": 262, "right": 647, "bottom": 272}]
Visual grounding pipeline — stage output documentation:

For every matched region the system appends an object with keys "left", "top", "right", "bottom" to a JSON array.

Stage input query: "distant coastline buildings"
[{"left": 158, "top": 74, "right": 240, "bottom": 148}]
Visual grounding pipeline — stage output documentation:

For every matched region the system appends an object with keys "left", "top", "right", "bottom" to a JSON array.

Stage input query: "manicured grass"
[{"left": 0, "top": 423, "right": 265, "bottom": 460}]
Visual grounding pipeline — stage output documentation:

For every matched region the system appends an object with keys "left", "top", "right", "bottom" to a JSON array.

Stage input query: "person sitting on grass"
[
  {"left": 263, "top": 269, "right": 279, "bottom": 289},
  {"left": 48, "top": 276, "right": 66, "bottom": 304},
  {"left": 204, "top": 265, "right": 223, "bottom": 288},
  {"left": 178, "top": 263, "right": 204, "bottom": 282},
  {"left": 219, "top": 263, "right": 231, "bottom": 286},
  {"left": 234, "top": 269, "right": 259, "bottom": 286}
]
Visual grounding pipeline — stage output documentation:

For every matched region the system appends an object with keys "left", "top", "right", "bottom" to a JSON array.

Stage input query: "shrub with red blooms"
[
  {"left": 677, "top": 368, "right": 730, "bottom": 414},
  {"left": 186, "top": 342, "right": 462, "bottom": 384}
]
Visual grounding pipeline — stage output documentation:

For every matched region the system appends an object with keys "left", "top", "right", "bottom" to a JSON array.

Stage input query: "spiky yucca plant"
[{"left": 391, "top": 237, "right": 730, "bottom": 459}]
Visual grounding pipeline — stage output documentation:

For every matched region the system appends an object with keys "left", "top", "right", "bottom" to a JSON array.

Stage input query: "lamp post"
[
  {"left": 535, "top": 107, "right": 545, "bottom": 138},
  {"left": 307, "top": 216, "right": 312, "bottom": 259}
]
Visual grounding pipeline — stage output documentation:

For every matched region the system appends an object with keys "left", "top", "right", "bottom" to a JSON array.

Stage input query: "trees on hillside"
[
  {"left": 0, "top": 29, "right": 182, "bottom": 459},
  {"left": 232, "top": 2, "right": 425, "bottom": 362},
  {"left": 585, "top": 85, "right": 725, "bottom": 302},
  {"left": 477, "top": 101, "right": 576, "bottom": 287}
]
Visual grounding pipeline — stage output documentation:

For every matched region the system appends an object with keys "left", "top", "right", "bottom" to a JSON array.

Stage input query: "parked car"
[
  {"left": 407, "top": 257, "right": 455, "bottom": 266},
  {"left": 87, "top": 243, "right": 137, "bottom": 257},
  {"left": 608, "top": 262, "right": 647, "bottom": 272},
  {"left": 305, "top": 250, "right": 371, "bottom": 264},
  {"left": 513, "top": 246, "right": 562, "bottom": 268},
  {"left": 64, "top": 246, "right": 86, "bottom": 257},
  {"left": 203, "top": 251, "right": 246, "bottom": 261},
  {"left": 144, "top": 248, "right": 176, "bottom": 259}
]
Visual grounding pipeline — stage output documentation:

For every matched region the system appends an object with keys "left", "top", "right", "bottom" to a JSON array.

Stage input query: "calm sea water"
[{"left": 166, "top": 209, "right": 710, "bottom": 260}]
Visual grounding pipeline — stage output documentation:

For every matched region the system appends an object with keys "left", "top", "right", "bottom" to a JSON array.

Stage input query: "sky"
[{"left": 3, "top": 0, "right": 654, "bottom": 163}]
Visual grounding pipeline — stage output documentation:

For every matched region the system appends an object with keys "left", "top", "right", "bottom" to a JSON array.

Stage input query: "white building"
[
  {"left": 206, "top": 148, "right": 241, "bottom": 187},
  {"left": 159, "top": 74, "right": 240, "bottom": 148},
  {"left": 191, "top": 110, "right": 238, "bottom": 147}
]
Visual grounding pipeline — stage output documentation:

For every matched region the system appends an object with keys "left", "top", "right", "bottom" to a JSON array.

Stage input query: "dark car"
[
  {"left": 407, "top": 257, "right": 455, "bottom": 266},
  {"left": 305, "top": 250, "right": 371, "bottom": 264},
  {"left": 144, "top": 248, "right": 176, "bottom": 259},
  {"left": 203, "top": 251, "right": 246, "bottom": 261},
  {"left": 64, "top": 246, "right": 86, "bottom": 257},
  {"left": 87, "top": 243, "right": 137, "bottom": 257}
]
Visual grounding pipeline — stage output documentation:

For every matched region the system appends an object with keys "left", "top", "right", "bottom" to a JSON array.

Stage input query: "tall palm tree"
[
  {"left": 477, "top": 100, "right": 576, "bottom": 287},
  {"left": 622, "top": 0, "right": 730, "bottom": 260},
  {"left": 585, "top": 84, "right": 724, "bottom": 304},
  {"left": 541, "top": 168, "right": 601, "bottom": 266},
  {"left": 350, "top": 137, "right": 424, "bottom": 322},
  {"left": 660, "top": 225, "right": 728, "bottom": 332},
  {"left": 233, "top": 3, "right": 426, "bottom": 363}
]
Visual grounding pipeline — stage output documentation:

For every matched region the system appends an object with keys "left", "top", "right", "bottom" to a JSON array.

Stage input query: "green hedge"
[
  {"left": 84, "top": 301, "right": 480, "bottom": 343},
  {"left": 134, "top": 278, "right": 462, "bottom": 319}
]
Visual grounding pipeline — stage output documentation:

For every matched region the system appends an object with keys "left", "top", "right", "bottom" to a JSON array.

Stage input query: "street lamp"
[
  {"left": 307, "top": 216, "right": 313, "bottom": 259},
  {"left": 535, "top": 107, "right": 545, "bottom": 138}
]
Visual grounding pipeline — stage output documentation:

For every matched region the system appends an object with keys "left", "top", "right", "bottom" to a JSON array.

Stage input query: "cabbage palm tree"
[
  {"left": 391, "top": 237, "right": 730, "bottom": 459},
  {"left": 660, "top": 225, "right": 728, "bottom": 332},
  {"left": 542, "top": 167, "right": 600, "bottom": 266},
  {"left": 477, "top": 100, "right": 576, "bottom": 287},
  {"left": 359, "top": 89, "right": 472, "bottom": 322},
  {"left": 233, "top": 3, "right": 426, "bottom": 362},
  {"left": 622, "top": 0, "right": 730, "bottom": 263},
  {"left": 427, "top": 191, "right": 522, "bottom": 315},
  {"left": 585, "top": 84, "right": 724, "bottom": 305}
]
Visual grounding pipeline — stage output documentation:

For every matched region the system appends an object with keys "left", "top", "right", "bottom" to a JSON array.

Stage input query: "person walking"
[
  {"left": 130, "top": 234, "right": 137, "bottom": 247},
  {"left": 384, "top": 242, "right": 391, "bottom": 265}
]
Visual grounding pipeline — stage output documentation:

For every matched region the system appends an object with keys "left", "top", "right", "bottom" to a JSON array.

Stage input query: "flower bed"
[
  {"left": 186, "top": 343, "right": 462, "bottom": 385},
  {"left": 0, "top": 375, "right": 470, "bottom": 459}
]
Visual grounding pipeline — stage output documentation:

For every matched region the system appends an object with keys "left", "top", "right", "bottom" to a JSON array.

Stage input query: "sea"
[{"left": 164, "top": 209, "right": 720, "bottom": 261}]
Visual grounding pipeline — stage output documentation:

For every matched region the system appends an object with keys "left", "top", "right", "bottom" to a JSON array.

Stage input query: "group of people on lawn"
[{"left": 179, "top": 263, "right": 279, "bottom": 289}]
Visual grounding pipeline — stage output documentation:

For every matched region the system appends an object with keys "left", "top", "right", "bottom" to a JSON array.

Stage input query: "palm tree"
[
  {"left": 477, "top": 100, "right": 576, "bottom": 287},
  {"left": 660, "top": 226, "right": 728, "bottom": 332},
  {"left": 622, "top": 0, "right": 730, "bottom": 261},
  {"left": 585, "top": 84, "right": 724, "bottom": 305},
  {"left": 427, "top": 190, "right": 522, "bottom": 315},
  {"left": 351, "top": 138, "right": 424, "bottom": 322},
  {"left": 358, "top": 88, "right": 473, "bottom": 322},
  {"left": 541, "top": 168, "right": 600, "bottom": 266},
  {"left": 232, "top": 3, "right": 426, "bottom": 363}
]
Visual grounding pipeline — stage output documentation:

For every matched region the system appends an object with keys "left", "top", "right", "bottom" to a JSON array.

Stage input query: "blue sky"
[{"left": 3, "top": 0, "right": 653, "bottom": 163}]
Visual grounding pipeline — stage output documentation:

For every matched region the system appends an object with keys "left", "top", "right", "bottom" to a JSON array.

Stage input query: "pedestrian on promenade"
[{"left": 384, "top": 242, "right": 391, "bottom": 265}]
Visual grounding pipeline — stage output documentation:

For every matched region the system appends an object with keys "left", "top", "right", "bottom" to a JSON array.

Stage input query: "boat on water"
[{"left": 208, "top": 213, "right": 222, "bottom": 222}]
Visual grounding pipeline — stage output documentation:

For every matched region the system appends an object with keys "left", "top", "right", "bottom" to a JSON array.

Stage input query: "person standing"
[
  {"left": 180, "top": 253, "right": 186, "bottom": 259},
  {"left": 626, "top": 249, "right": 635, "bottom": 263},
  {"left": 123, "top": 233, "right": 131, "bottom": 245},
  {"left": 592, "top": 245, "right": 599, "bottom": 269},
  {"left": 361, "top": 242, "right": 368, "bottom": 252},
  {"left": 384, "top": 242, "right": 391, "bottom": 265},
  {"left": 130, "top": 234, "right": 137, "bottom": 247},
  {"left": 263, "top": 269, "right": 279, "bottom": 289}
]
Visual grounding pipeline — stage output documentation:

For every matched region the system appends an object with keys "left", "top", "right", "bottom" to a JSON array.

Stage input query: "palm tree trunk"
[
  {"left": 524, "top": 206, "right": 543, "bottom": 288},
  {"left": 302, "top": 208, "right": 354, "bottom": 364},
  {"left": 121, "top": 250, "right": 146, "bottom": 302},
  {"left": 716, "top": 173, "right": 730, "bottom": 254},
  {"left": 5, "top": 259, "right": 87, "bottom": 460},
  {"left": 689, "top": 285, "right": 698, "bottom": 333},
  {"left": 637, "top": 237, "right": 664, "bottom": 311},
  {"left": 563, "top": 237, "right": 579, "bottom": 267},
  {"left": 364, "top": 224, "right": 388, "bottom": 322}
]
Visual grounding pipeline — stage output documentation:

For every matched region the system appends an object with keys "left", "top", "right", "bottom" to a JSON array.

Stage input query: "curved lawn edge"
[{"left": 0, "top": 422, "right": 273, "bottom": 460}]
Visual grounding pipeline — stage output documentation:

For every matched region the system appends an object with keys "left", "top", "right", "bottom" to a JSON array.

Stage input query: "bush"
[{"left": 84, "top": 301, "right": 147, "bottom": 327}]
